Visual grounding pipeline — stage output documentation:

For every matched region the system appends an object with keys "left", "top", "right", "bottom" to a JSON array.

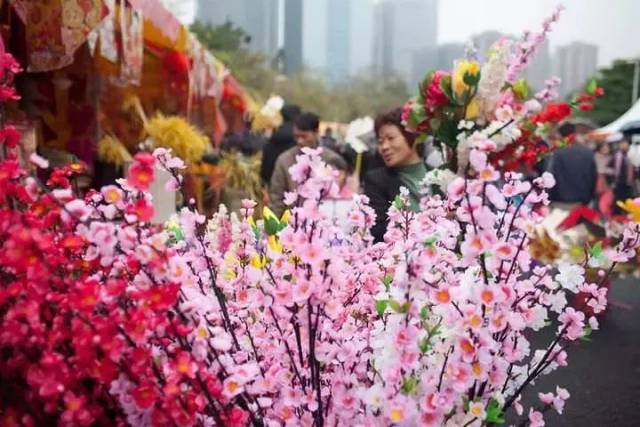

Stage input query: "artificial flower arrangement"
[
  {"left": 2, "top": 8, "right": 640, "bottom": 427},
  {"left": 403, "top": 6, "right": 603, "bottom": 175}
]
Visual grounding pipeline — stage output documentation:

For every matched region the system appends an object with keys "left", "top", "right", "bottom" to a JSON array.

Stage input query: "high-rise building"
[
  {"left": 284, "top": 0, "right": 304, "bottom": 75},
  {"left": 326, "top": 0, "right": 351, "bottom": 83},
  {"left": 554, "top": 42, "right": 599, "bottom": 97},
  {"left": 349, "top": 0, "right": 375, "bottom": 76},
  {"left": 522, "top": 40, "right": 550, "bottom": 91},
  {"left": 373, "top": 0, "right": 438, "bottom": 87},
  {"left": 302, "top": 0, "right": 327, "bottom": 72},
  {"left": 471, "top": 31, "right": 551, "bottom": 91},
  {"left": 436, "top": 42, "right": 466, "bottom": 71},
  {"left": 196, "top": 0, "right": 279, "bottom": 58},
  {"left": 472, "top": 31, "right": 506, "bottom": 60}
]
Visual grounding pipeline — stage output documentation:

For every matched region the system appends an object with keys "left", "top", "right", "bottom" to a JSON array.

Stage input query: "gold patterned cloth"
[{"left": 11, "top": 0, "right": 107, "bottom": 72}]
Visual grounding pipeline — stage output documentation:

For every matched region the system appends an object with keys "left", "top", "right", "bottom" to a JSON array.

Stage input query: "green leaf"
[
  {"left": 375, "top": 299, "right": 389, "bottom": 316},
  {"left": 429, "top": 117, "right": 441, "bottom": 131},
  {"left": 589, "top": 242, "right": 603, "bottom": 258},
  {"left": 439, "top": 74, "right": 455, "bottom": 103},
  {"left": 393, "top": 194, "right": 404, "bottom": 210},
  {"left": 513, "top": 79, "right": 530, "bottom": 101},
  {"left": 437, "top": 119, "right": 459, "bottom": 147},
  {"left": 382, "top": 274, "right": 394, "bottom": 287},
  {"left": 463, "top": 70, "right": 481, "bottom": 87},
  {"left": 389, "top": 300, "right": 411, "bottom": 314},
  {"left": 420, "top": 306, "right": 430, "bottom": 320},
  {"left": 401, "top": 375, "right": 419, "bottom": 395},
  {"left": 408, "top": 105, "right": 426, "bottom": 130},
  {"left": 418, "top": 336, "right": 431, "bottom": 353},
  {"left": 416, "top": 133, "right": 429, "bottom": 145},
  {"left": 424, "top": 236, "right": 437, "bottom": 246},
  {"left": 580, "top": 326, "right": 593, "bottom": 342},
  {"left": 586, "top": 78, "right": 598, "bottom": 95},
  {"left": 264, "top": 217, "right": 281, "bottom": 236},
  {"left": 485, "top": 399, "right": 505, "bottom": 424}
]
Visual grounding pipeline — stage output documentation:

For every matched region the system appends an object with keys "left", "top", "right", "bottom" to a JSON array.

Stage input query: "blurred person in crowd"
[
  {"left": 610, "top": 139, "right": 635, "bottom": 214},
  {"left": 594, "top": 142, "right": 613, "bottom": 192},
  {"left": 548, "top": 122, "right": 597, "bottom": 210},
  {"left": 269, "top": 112, "right": 347, "bottom": 217},
  {"left": 260, "top": 104, "right": 301, "bottom": 186},
  {"left": 320, "top": 126, "right": 338, "bottom": 152},
  {"left": 594, "top": 142, "right": 614, "bottom": 217},
  {"left": 364, "top": 108, "right": 427, "bottom": 242}
]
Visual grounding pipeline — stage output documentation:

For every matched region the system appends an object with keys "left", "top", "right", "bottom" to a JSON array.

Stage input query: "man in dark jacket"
[
  {"left": 549, "top": 123, "right": 597, "bottom": 208},
  {"left": 260, "top": 104, "right": 301, "bottom": 186}
]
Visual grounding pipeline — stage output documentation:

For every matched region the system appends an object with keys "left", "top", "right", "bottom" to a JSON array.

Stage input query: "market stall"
[{"left": 2, "top": 0, "right": 253, "bottom": 220}]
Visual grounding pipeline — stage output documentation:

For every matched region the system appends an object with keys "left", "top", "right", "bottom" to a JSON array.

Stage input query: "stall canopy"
[{"left": 592, "top": 99, "right": 640, "bottom": 141}]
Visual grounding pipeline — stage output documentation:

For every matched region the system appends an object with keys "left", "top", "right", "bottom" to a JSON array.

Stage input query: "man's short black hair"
[
  {"left": 294, "top": 112, "right": 320, "bottom": 132},
  {"left": 558, "top": 122, "right": 576, "bottom": 137},
  {"left": 281, "top": 104, "right": 301, "bottom": 122}
]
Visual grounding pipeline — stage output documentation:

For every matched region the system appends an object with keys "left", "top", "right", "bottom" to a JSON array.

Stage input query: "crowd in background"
[{"left": 210, "top": 103, "right": 640, "bottom": 242}]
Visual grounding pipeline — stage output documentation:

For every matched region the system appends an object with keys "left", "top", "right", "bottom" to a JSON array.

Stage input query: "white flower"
[
  {"left": 554, "top": 263, "right": 584, "bottom": 293},
  {"left": 422, "top": 169, "right": 457, "bottom": 191},
  {"left": 495, "top": 105, "right": 514, "bottom": 122},
  {"left": 457, "top": 120, "right": 475, "bottom": 130}
]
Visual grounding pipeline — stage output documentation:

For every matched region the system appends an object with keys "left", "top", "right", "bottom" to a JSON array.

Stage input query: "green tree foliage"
[
  {"left": 579, "top": 60, "right": 637, "bottom": 126},
  {"left": 190, "top": 20, "right": 410, "bottom": 122}
]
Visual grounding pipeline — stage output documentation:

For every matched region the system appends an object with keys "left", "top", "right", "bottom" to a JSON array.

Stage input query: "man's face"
[{"left": 294, "top": 127, "right": 318, "bottom": 147}]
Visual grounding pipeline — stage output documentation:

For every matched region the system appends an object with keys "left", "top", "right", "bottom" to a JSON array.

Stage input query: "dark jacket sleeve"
[{"left": 364, "top": 170, "right": 391, "bottom": 243}]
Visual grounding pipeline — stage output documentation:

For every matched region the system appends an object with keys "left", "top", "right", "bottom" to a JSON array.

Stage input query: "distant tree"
[
  {"left": 190, "top": 21, "right": 410, "bottom": 122},
  {"left": 578, "top": 60, "right": 636, "bottom": 126}
]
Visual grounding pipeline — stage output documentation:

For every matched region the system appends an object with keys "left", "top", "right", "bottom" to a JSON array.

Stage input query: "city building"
[
  {"left": 196, "top": 0, "right": 279, "bottom": 58},
  {"left": 284, "top": 0, "right": 304, "bottom": 75},
  {"left": 326, "top": 0, "right": 351, "bottom": 83},
  {"left": 373, "top": 0, "right": 438, "bottom": 87},
  {"left": 470, "top": 31, "right": 551, "bottom": 92},
  {"left": 348, "top": 0, "right": 375, "bottom": 76},
  {"left": 554, "top": 42, "right": 599, "bottom": 97},
  {"left": 435, "top": 42, "right": 466, "bottom": 71}
]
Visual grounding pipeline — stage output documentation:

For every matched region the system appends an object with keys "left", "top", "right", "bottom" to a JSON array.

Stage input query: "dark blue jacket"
[{"left": 549, "top": 144, "right": 597, "bottom": 205}]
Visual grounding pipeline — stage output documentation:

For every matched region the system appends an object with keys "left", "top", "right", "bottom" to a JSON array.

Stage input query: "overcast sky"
[
  {"left": 438, "top": 0, "right": 640, "bottom": 66},
  {"left": 178, "top": 0, "right": 640, "bottom": 67}
]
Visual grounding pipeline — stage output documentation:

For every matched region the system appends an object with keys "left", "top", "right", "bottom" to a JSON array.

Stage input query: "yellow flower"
[
  {"left": 250, "top": 254, "right": 267, "bottom": 269},
  {"left": 263, "top": 206, "right": 290, "bottom": 224},
  {"left": 223, "top": 269, "right": 237, "bottom": 280},
  {"left": 268, "top": 235, "right": 283, "bottom": 253},
  {"left": 618, "top": 199, "right": 640, "bottom": 223},
  {"left": 263, "top": 206, "right": 279, "bottom": 221},
  {"left": 465, "top": 97, "right": 479, "bottom": 120},
  {"left": 280, "top": 209, "right": 291, "bottom": 224},
  {"left": 248, "top": 216, "right": 257, "bottom": 229},
  {"left": 452, "top": 60, "right": 480, "bottom": 97}
]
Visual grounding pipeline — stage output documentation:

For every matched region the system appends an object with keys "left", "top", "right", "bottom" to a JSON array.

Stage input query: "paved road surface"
[{"left": 514, "top": 277, "right": 640, "bottom": 426}]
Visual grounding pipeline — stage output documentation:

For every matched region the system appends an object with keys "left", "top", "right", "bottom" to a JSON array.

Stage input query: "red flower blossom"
[
  {"left": 0, "top": 125, "right": 21, "bottom": 148},
  {"left": 127, "top": 197, "right": 155, "bottom": 222},
  {"left": 424, "top": 71, "right": 451, "bottom": 109},
  {"left": 132, "top": 384, "right": 157, "bottom": 409},
  {"left": 127, "top": 153, "right": 156, "bottom": 191}
]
